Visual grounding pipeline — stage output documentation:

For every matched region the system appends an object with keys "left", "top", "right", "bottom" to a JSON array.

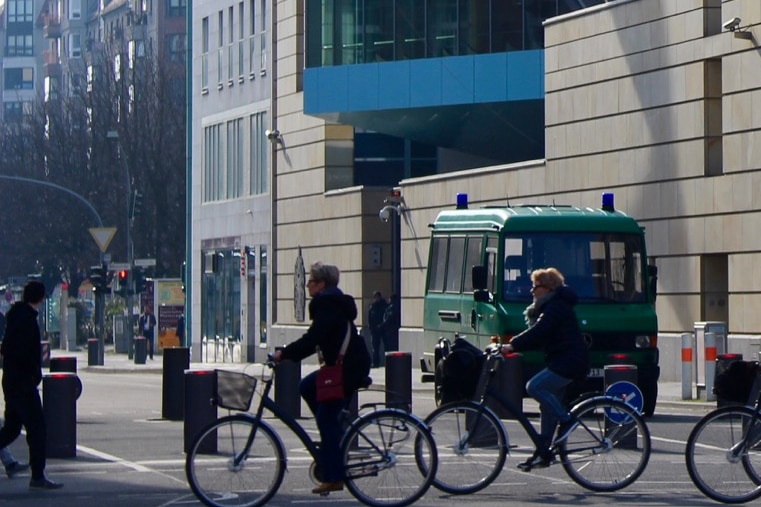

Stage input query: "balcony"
[
  {"left": 43, "top": 50, "right": 62, "bottom": 77},
  {"left": 43, "top": 15, "right": 61, "bottom": 39}
]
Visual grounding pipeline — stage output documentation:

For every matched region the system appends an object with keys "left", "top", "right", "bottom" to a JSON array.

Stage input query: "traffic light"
[
  {"left": 134, "top": 267, "right": 146, "bottom": 294},
  {"left": 90, "top": 265, "right": 111, "bottom": 293},
  {"left": 117, "top": 269, "right": 129, "bottom": 288},
  {"left": 129, "top": 190, "right": 143, "bottom": 219}
]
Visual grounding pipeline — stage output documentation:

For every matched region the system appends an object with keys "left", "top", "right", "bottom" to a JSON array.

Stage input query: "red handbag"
[{"left": 316, "top": 324, "right": 351, "bottom": 403}]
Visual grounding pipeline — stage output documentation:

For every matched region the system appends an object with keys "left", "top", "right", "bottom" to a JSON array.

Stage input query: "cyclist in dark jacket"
[
  {"left": 502, "top": 267, "right": 589, "bottom": 471},
  {"left": 275, "top": 262, "right": 371, "bottom": 495}
]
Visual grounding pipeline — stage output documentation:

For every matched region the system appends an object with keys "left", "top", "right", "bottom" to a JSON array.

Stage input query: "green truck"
[{"left": 421, "top": 193, "right": 660, "bottom": 416}]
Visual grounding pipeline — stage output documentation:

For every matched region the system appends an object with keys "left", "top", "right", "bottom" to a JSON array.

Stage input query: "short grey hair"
[{"left": 310, "top": 261, "right": 340, "bottom": 287}]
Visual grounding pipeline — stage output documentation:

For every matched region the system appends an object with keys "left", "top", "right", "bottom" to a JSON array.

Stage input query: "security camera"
[
  {"left": 723, "top": 17, "right": 742, "bottom": 31},
  {"left": 379, "top": 206, "right": 391, "bottom": 223},
  {"left": 265, "top": 129, "right": 280, "bottom": 141}
]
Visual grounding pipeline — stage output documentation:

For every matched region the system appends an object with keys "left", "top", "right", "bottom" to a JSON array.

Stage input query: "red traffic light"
[{"left": 118, "top": 270, "right": 128, "bottom": 280}]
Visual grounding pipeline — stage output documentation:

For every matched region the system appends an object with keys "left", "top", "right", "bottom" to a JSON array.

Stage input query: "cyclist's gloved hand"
[{"left": 271, "top": 350, "right": 282, "bottom": 362}]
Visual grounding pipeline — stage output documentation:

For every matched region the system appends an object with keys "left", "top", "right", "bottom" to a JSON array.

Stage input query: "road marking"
[{"left": 76, "top": 444, "right": 153, "bottom": 472}]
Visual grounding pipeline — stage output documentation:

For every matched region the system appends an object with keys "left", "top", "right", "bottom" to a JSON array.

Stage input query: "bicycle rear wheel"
[
  {"left": 186, "top": 415, "right": 286, "bottom": 507},
  {"left": 559, "top": 396, "right": 650, "bottom": 492},
  {"left": 685, "top": 406, "right": 761, "bottom": 504},
  {"left": 342, "top": 409, "right": 437, "bottom": 507},
  {"left": 423, "top": 401, "right": 507, "bottom": 494}
]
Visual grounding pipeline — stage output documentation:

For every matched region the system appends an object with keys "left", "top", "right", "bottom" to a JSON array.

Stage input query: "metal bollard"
[
  {"left": 184, "top": 370, "right": 217, "bottom": 453},
  {"left": 705, "top": 332, "right": 717, "bottom": 402},
  {"left": 134, "top": 336, "right": 147, "bottom": 365},
  {"left": 162, "top": 347, "right": 190, "bottom": 420},
  {"left": 715, "top": 353, "right": 743, "bottom": 407},
  {"left": 681, "top": 333, "right": 693, "bottom": 400},
  {"left": 604, "top": 364, "right": 639, "bottom": 449},
  {"left": 40, "top": 340, "right": 50, "bottom": 368},
  {"left": 87, "top": 338, "right": 100, "bottom": 366},
  {"left": 43, "top": 372, "right": 77, "bottom": 458},
  {"left": 274, "top": 347, "right": 301, "bottom": 419},
  {"left": 487, "top": 352, "right": 522, "bottom": 419},
  {"left": 385, "top": 352, "right": 412, "bottom": 411}
]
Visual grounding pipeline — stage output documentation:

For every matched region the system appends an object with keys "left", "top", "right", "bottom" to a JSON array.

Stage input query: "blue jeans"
[
  {"left": 526, "top": 368, "right": 572, "bottom": 450},
  {"left": 300, "top": 370, "right": 346, "bottom": 483}
]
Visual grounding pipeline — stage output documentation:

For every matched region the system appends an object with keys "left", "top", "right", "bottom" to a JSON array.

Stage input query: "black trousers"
[
  {"left": 144, "top": 329, "right": 154, "bottom": 358},
  {"left": 0, "top": 388, "right": 46, "bottom": 479}
]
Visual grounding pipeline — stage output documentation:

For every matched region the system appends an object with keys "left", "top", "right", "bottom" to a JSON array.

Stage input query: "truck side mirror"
[
  {"left": 647, "top": 264, "right": 658, "bottom": 302},
  {"left": 472, "top": 265, "right": 492, "bottom": 303}
]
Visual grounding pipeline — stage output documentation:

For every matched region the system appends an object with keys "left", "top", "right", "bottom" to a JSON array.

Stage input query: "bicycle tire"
[
  {"left": 342, "top": 408, "right": 437, "bottom": 507},
  {"left": 558, "top": 396, "right": 651, "bottom": 492},
  {"left": 423, "top": 401, "right": 507, "bottom": 494},
  {"left": 186, "top": 414, "right": 286, "bottom": 507},
  {"left": 685, "top": 405, "right": 761, "bottom": 504}
]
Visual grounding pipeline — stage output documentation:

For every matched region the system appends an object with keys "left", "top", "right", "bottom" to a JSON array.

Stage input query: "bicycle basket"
[{"left": 215, "top": 369, "right": 257, "bottom": 411}]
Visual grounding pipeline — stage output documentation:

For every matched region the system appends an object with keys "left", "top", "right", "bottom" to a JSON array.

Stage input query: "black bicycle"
[
  {"left": 185, "top": 358, "right": 438, "bottom": 507},
  {"left": 424, "top": 347, "right": 651, "bottom": 494},
  {"left": 685, "top": 389, "right": 761, "bottom": 503}
]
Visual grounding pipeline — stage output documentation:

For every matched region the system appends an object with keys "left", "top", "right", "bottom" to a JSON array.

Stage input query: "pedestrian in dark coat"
[
  {"left": 0, "top": 281, "right": 62, "bottom": 489},
  {"left": 502, "top": 267, "right": 589, "bottom": 470},
  {"left": 368, "top": 291, "right": 388, "bottom": 367},
  {"left": 274, "top": 262, "right": 371, "bottom": 495}
]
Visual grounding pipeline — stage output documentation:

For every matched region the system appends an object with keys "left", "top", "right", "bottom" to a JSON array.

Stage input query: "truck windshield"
[{"left": 503, "top": 232, "right": 646, "bottom": 303}]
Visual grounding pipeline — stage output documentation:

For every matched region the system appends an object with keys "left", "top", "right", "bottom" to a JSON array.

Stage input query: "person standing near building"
[
  {"left": 175, "top": 312, "right": 185, "bottom": 346},
  {"left": 382, "top": 293, "right": 401, "bottom": 354},
  {"left": 368, "top": 291, "right": 388, "bottom": 368},
  {"left": 0, "top": 280, "right": 62, "bottom": 489},
  {"left": 139, "top": 305, "right": 157, "bottom": 360}
]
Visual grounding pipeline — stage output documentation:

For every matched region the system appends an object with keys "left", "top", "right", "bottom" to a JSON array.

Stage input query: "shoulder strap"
[{"left": 337, "top": 323, "right": 351, "bottom": 363}]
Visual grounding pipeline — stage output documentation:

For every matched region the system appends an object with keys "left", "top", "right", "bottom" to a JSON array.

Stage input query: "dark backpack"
[
  {"left": 437, "top": 338, "right": 485, "bottom": 404},
  {"left": 714, "top": 360, "right": 761, "bottom": 403}
]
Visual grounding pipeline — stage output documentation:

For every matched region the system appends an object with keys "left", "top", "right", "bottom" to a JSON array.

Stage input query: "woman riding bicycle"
[
  {"left": 501, "top": 267, "right": 589, "bottom": 470},
  {"left": 274, "top": 262, "right": 371, "bottom": 494}
]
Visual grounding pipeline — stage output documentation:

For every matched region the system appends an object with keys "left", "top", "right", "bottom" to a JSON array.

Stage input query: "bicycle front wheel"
[
  {"left": 685, "top": 406, "right": 761, "bottom": 504},
  {"left": 423, "top": 401, "right": 507, "bottom": 494},
  {"left": 186, "top": 415, "right": 286, "bottom": 507},
  {"left": 342, "top": 409, "right": 437, "bottom": 507},
  {"left": 559, "top": 396, "right": 651, "bottom": 492}
]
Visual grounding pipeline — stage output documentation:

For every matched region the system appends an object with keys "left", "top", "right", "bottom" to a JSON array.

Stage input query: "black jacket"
[
  {"left": 281, "top": 287, "right": 371, "bottom": 395},
  {"left": 1, "top": 301, "right": 43, "bottom": 394},
  {"left": 509, "top": 285, "right": 589, "bottom": 380},
  {"left": 368, "top": 299, "right": 387, "bottom": 335}
]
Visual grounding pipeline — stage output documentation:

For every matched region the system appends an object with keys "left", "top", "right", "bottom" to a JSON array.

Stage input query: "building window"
[
  {"left": 201, "top": 249, "right": 242, "bottom": 354},
  {"left": 7, "top": 0, "right": 34, "bottom": 23},
  {"left": 218, "top": 11, "right": 224, "bottom": 85},
  {"left": 203, "top": 123, "right": 223, "bottom": 201},
  {"left": 3, "top": 102, "right": 24, "bottom": 121},
  {"left": 167, "top": 0, "right": 186, "bottom": 18},
  {"left": 201, "top": 17, "right": 209, "bottom": 89},
  {"left": 70, "top": 33, "right": 82, "bottom": 58},
  {"left": 69, "top": 0, "right": 81, "bottom": 19},
  {"left": 166, "top": 33, "right": 187, "bottom": 62},
  {"left": 4, "top": 67, "right": 34, "bottom": 90},
  {"left": 227, "top": 119, "right": 243, "bottom": 198},
  {"left": 5, "top": 35, "right": 33, "bottom": 56},
  {"left": 249, "top": 111, "right": 268, "bottom": 195}
]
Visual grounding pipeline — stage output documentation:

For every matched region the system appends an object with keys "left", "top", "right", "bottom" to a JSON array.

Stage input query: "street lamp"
[{"left": 107, "top": 130, "right": 135, "bottom": 358}]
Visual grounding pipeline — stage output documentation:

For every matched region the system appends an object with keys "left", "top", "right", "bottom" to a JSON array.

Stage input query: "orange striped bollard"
[
  {"left": 681, "top": 333, "right": 693, "bottom": 400},
  {"left": 704, "top": 332, "right": 717, "bottom": 402}
]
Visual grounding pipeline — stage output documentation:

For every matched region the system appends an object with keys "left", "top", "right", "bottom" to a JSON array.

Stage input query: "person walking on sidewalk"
[
  {"left": 368, "top": 291, "right": 388, "bottom": 368},
  {"left": 139, "top": 305, "right": 157, "bottom": 360},
  {"left": 0, "top": 281, "right": 63, "bottom": 489}
]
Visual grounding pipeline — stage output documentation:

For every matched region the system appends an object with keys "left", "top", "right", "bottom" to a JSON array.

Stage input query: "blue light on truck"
[
  {"left": 602, "top": 192, "right": 615, "bottom": 211},
  {"left": 456, "top": 193, "right": 468, "bottom": 209}
]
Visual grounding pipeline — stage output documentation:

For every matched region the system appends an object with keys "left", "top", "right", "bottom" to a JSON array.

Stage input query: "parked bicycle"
[
  {"left": 423, "top": 346, "right": 651, "bottom": 494},
  {"left": 185, "top": 357, "right": 438, "bottom": 507},
  {"left": 685, "top": 388, "right": 761, "bottom": 503}
]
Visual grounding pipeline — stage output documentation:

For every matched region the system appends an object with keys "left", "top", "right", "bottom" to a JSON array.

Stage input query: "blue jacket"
[{"left": 509, "top": 285, "right": 590, "bottom": 380}]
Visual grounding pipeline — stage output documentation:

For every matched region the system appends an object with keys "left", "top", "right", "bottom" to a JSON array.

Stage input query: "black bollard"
[
  {"left": 163, "top": 347, "right": 190, "bottom": 420},
  {"left": 43, "top": 372, "right": 78, "bottom": 458},
  {"left": 134, "top": 336, "right": 147, "bottom": 364},
  {"left": 87, "top": 338, "right": 100, "bottom": 366},
  {"left": 385, "top": 352, "right": 412, "bottom": 411},
  {"left": 274, "top": 347, "right": 301, "bottom": 419},
  {"left": 487, "top": 352, "right": 522, "bottom": 419},
  {"left": 604, "top": 364, "right": 639, "bottom": 449},
  {"left": 184, "top": 370, "right": 217, "bottom": 453}
]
